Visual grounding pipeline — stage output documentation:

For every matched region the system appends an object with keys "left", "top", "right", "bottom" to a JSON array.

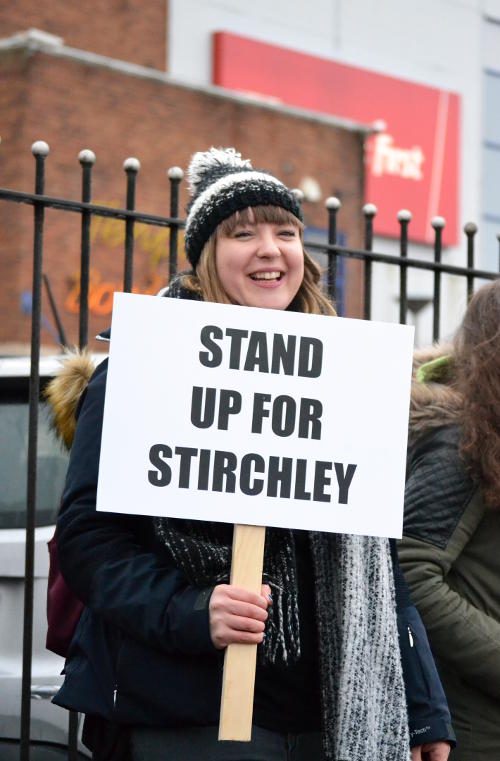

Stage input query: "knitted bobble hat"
[{"left": 183, "top": 147, "right": 303, "bottom": 269}]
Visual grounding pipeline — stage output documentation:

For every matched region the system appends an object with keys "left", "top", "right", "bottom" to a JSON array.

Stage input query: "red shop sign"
[{"left": 213, "top": 32, "right": 460, "bottom": 246}]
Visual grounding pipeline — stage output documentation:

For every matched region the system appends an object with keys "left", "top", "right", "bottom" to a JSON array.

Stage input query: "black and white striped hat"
[{"left": 184, "top": 147, "right": 303, "bottom": 269}]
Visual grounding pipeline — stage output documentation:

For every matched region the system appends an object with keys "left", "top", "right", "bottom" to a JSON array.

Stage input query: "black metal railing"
[
  {"left": 313, "top": 205, "right": 497, "bottom": 335},
  {"left": 0, "top": 142, "right": 498, "bottom": 761}
]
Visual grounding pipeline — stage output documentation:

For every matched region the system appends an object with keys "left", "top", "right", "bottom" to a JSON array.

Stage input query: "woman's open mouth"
[{"left": 249, "top": 271, "right": 283, "bottom": 283}]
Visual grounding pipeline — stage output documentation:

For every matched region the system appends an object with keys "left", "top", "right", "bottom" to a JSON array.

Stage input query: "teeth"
[{"left": 250, "top": 271, "right": 281, "bottom": 280}]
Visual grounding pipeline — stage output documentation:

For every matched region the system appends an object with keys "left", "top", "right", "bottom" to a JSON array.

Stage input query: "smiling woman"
[{"left": 53, "top": 146, "right": 455, "bottom": 761}]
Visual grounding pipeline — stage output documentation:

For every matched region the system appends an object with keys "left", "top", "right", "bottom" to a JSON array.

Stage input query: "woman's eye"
[
  {"left": 234, "top": 230, "right": 252, "bottom": 238},
  {"left": 279, "top": 229, "right": 296, "bottom": 237}
]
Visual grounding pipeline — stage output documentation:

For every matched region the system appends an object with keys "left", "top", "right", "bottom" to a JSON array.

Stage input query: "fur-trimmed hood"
[
  {"left": 409, "top": 343, "right": 462, "bottom": 446},
  {"left": 44, "top": 351, "right": 97, "bottom": 450}
]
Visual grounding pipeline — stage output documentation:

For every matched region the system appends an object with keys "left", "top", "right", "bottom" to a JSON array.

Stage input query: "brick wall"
[
  {"left": 0, "top": 49, "right": 365, "bottom": 353},
  {"left": 1, "top": 0, "right": 167, "bottom": 70}
]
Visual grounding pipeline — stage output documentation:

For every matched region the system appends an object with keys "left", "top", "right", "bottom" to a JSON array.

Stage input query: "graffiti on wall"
[{"left": 64, "top": 201, "right": 188, "bottom": 316}]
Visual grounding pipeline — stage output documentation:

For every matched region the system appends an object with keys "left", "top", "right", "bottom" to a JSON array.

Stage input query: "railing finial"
[
  {"left": 362, "top": 203, "right": 377, "bottom": 217},
  {"left": 31, "top": 141, "right": 49, "bottom": 157},
  {"left": 168, "top": 166, "right": 184, "bottom": 181},
  {"left": 397, "top": 209, "right": 412, "bottom": 222},
  {"left": 124, "top": 157, "right": 141, "bottom": 172},
  {"left": 464, "top": 222, "right": 477, "bottom": 235},
  {"left": 78, "top": 149, "right": 96, "bottom": 165},
  {"left": 325, "top": 196, "right": 341, "bottom": 210},
  {"left": 431, "top": 216, "right": 446, "bottom": 229},
  {"left": 463, "top": 222, "right": 477, "bottom": 235}
]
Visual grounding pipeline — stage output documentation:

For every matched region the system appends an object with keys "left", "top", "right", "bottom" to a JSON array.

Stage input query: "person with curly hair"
[{"left": 399, "top": 278, "right": 500, "bottom": 761}]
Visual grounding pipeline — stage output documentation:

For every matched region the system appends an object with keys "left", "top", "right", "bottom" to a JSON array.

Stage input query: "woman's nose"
[{"left": 255, "top": 230, "right": 281, "bottom": 257}]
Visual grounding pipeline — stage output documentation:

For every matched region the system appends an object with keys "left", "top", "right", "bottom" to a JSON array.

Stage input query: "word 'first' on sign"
[{"left": 147, "top": 325, "right": 357, "bottom": 506}]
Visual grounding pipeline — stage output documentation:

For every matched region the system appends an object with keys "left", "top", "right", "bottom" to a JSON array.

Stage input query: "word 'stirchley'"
[{"left": 148, "top": 446, "right": 357, "bottom": 504}]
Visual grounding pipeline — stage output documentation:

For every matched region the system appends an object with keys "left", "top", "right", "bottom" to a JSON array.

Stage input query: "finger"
[
  {"left": 218, "top": 629, "right": 264, "bottom": 647},
  {"left": 225, "top": 614, "right": 266, "bottom": 633},
  {"left": 224, "top": 585, "right": 269, "bottom": 609},
  {"left": 411, "top": 748, "right": 422, "bottom": 761},
  {"left": 225, "top": 600, "right": 269, "bottom": 621},
  {"left": 210, "top": 596, "right": 269, "bottom": 622},
  {"left": 211, "top": 613, "right": 266, "bottom": 636}
]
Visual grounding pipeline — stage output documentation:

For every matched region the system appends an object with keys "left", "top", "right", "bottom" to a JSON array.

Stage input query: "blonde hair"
[{"left": 181, "top": 205, "right": 336, "bottom": 316}]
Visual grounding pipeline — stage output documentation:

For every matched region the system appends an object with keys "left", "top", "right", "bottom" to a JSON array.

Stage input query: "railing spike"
[
  {"left": 124, "top": 157, "right": 141, "bottom": 172},
  {"left": 325, "top": 196, "right": 341, "bottom": 210},
  {"left": 431, "top": 215, "right": 446, "bottom": 229},
  {"left": 397, "top": 209, "right": 412, "bottom": 222},
  {"left": 31, "top": 141, "right": 50, "bottom": 157},
  {"left": 362, "top": 203, "right": 377, "bottom": 217},
  {"left": 168, "top": 166, "right": 184, "bottom": 180},
  {"left": 78, "top": 149, "right": 96, "bottom": 165},
  {"left": 463, "top": 222, "right": 477, "bottom": 235}
]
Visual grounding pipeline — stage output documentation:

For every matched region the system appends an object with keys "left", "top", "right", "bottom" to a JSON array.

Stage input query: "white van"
[{"left": 0, "top": 355, "right": 92, "bottom": 759}]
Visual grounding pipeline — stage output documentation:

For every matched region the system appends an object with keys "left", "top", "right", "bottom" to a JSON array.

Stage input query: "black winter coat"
[{"left": 53, "top": 358, "right": 455, "bottom": 752}]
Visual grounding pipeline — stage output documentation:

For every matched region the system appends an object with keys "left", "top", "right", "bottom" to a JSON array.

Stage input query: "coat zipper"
[
  {"left": 407, "top": 626, "right": 414, "bottom": 647},
  {"left": 113, "top": 629, "right": 122, "bottom": 711}
]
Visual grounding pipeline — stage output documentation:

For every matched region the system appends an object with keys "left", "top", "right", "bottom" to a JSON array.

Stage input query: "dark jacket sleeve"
[
  {"left": 399, "top": 427, "right": 500, "bottom": 700},
  {"left": 57, "top": 358, "right": 216, "bottom": 656},
  {"left": 390, "top": 540, "right": 456, "bottom": 748}
]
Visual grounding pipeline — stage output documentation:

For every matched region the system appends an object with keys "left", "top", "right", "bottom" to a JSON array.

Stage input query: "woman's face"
[{"left": 215, "top": 215, "right": 304, "bottom": 310}]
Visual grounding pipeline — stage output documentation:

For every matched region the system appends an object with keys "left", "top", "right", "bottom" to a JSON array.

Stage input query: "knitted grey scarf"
[{"left": 156, "top": 277, "right": 411, "bottom": 761}]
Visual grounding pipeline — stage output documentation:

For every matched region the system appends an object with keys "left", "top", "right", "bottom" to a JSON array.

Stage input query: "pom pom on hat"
[
  {"left": 187, "top": 147, "right": 252, "bottom": 195},
  {"left": 184, "top": 145, "right": 303, "bottom": 270}
]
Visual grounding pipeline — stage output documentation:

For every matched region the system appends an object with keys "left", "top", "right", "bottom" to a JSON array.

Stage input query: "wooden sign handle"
[{"left": 218, "top": 523, "right": 266, "bottom": 742}]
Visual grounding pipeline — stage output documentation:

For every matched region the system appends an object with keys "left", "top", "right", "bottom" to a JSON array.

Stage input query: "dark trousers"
[{"left": 130, "top": 725, "right": 327, "bottom": 761}]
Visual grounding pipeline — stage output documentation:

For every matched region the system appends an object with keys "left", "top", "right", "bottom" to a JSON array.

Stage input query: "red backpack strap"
[{"left": 46, "top": 523, "right": 84, "bottom": 658}]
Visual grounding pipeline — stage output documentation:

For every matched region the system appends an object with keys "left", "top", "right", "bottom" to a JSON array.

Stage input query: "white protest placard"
[{"left": 96, "top": 292, "right": 414, "bottom": 538}]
